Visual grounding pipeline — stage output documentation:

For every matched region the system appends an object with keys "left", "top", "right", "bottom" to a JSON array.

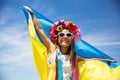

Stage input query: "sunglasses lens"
[
  {"left": 67, "top": 33, "right": 72, "bottom": 37},
  {"left": 59, "top": 33, "right": 64, "bottom": 37}
]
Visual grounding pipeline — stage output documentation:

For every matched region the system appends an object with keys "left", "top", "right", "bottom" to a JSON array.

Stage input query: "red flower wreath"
[{"left": 50, "top": 20, "right": 81, "bottom": 43}]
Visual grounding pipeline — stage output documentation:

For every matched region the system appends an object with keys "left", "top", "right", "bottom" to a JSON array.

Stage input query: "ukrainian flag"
[{"left": 21, "top": 7, "right": 120, "bottom": 80}]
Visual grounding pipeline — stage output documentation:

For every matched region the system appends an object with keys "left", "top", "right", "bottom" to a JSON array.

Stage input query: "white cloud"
[
  {"left": 0, "top": 6, "right": 40, "bottom": 80},
  {"left": 82, "top": 34, "right": 120, "bottom": 46},
  {"left": 0, "top": 7, "right": 43, "bottom": 80},
  {"left": 82, "top": 34, "right": 120, "bottom": 61},
  {"left": 0, "top": 26, "right": 35, "bottom": 68}
]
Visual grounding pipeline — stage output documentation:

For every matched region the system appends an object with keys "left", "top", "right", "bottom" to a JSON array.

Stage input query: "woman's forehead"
[{"left": 61, "top": 29, "right": 70, "bottom": 33}]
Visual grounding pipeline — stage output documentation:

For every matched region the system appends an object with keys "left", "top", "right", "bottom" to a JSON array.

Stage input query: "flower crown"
[{"left": 50, "top": 20, "right": 81, "bottom": 43}]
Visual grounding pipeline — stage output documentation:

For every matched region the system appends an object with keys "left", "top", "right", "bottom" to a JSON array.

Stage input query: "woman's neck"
[{"left": 60, "top": 46, "right": 69, "bottom": 55}]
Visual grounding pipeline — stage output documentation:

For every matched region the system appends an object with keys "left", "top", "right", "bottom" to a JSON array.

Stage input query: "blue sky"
[{"left": 0, "top": 0, "right": 120, "bottom": 80}]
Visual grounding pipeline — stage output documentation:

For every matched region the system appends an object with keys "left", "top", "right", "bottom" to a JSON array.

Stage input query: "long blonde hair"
[
  {"left": 56, "top": 38, "right": 76, "bottom": 70},
  {"left": 68, "top": 40, "right": 76, "bottom": 69}
]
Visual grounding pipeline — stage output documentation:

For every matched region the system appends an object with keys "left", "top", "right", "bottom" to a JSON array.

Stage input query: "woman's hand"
[
  {"left": 23, "top": 6, "right": 33, "bottom": 14},
  {"left": 92, "top": 58, "right": 117, "bottom": 63},
  {"left": 105, "top": 60, "right": 117, "bottom": 63},
  {"left": 78, "top": 57, "right": 117, "bottom": 63}
]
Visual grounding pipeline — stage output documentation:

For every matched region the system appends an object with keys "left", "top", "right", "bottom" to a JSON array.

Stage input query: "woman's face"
[{"left": 58, "top": 29, "right": 74, "bottom": 47}]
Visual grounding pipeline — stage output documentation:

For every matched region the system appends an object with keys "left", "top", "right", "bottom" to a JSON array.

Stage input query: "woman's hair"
[{"left": 68, "top": 40, "right": 76, "bottom": 69}]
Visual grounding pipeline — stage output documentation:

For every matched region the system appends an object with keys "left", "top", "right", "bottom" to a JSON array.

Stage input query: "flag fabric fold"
[{"left": 21, "top": 7, "right": 120, "bottom": 80}]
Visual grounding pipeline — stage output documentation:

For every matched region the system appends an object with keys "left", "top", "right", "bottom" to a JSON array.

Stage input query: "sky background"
[{"left": 0, "top": 0, "right": 120, "bottom": 80}]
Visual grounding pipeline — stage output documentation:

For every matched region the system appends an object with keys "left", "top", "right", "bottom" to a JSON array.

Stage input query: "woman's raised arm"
[
  {"left": 78, "top": 56, "right": 117, "bottom": 63},
  {"left": 23, "top": 6, "right": 56, "bottom": 54}
]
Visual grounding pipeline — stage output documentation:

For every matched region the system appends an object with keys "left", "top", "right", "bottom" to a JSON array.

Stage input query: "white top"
[{"left": 47, "top": 49, "right": 72, "bottom": 80}]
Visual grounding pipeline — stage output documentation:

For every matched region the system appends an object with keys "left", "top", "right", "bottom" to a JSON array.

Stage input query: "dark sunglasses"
[{"left": 58, "top": 32, "right": 73, "bottom": 38}]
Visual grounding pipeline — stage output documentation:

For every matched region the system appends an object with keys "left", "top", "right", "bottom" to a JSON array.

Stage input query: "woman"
[{"left": 23, "top": 6, "right": 117, "bottom": 80}]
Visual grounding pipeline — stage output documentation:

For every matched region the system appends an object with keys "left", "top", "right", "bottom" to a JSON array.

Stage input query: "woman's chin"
[{"left": 61, "top": 42, "right": 70, "bottom": 47}]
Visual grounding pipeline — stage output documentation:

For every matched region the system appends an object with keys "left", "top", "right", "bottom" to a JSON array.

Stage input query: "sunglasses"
[{"left": 58, "top": 32, "right": 73, "bottom": 38}]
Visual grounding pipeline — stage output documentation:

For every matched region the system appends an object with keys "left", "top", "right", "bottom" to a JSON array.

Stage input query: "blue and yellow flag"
[{"left": 21, "top": 7, "right": 120, "bottom": 80}]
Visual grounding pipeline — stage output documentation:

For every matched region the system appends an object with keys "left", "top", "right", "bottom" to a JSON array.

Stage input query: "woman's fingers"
[
  {"left": 23, "top": 6, "right": 33, "bottom": 13},
  {"left": 111, "top": 60, "right": 117, "bottom": 62}
]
